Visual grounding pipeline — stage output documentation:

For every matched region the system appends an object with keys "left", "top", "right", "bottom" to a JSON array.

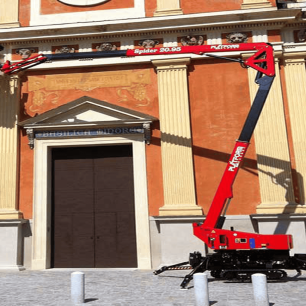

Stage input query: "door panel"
[
  {"left": 52, "top": 214, "right": 73, "bottom": 267},
  {"left": 116, "top": 212, "right": 138, "bottom": 267},
  {"left": 93, "top": 145, "right": 137, "bottom": 268},
  {"left": 52, "top": 147, "right": 95, "bottom": 268},
  {"left": 71, "top": 213, "right": 95, "bottom": 268},
  {"left": 94, "top": 213, "right": 118, "bottom": 268},
  {"left": 52, "top": 145, "right": 137, "bottom": 268}
]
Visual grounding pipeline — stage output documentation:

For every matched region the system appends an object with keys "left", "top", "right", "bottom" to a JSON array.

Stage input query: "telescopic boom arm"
[{"left": 0, "top": 42, "right": 275, "bottom": 76}]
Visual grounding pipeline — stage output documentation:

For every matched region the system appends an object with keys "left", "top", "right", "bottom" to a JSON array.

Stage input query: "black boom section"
[
  {"left": 238, "top": 75, "right": 275, "bottom": 142},
  {"left": 46, "top": 50, "right": 127, "bottom": 61}
]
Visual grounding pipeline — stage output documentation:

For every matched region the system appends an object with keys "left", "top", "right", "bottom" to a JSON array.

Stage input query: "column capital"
[
  {"left": 152, "top": 58, "right": 191, "bottom": 70},
  {"left": 0, "top": 0, "right": 20, "bottom": 27},
  {"left": 241, "top": 0, "right": 272, "bottom": 9},
  {"left": 154, "top": 0, "right": 183, "bottom": 17},
  {"left": 283, "top": 54, "right": 306, "bottom": 64},
  {"left": 0, "top": 210, "right": 23, "bottom": 220},
  {"left": 256, "top": 202, "right": 306, "bottom": 214}
]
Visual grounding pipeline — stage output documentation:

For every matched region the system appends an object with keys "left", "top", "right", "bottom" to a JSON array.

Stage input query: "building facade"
[{"left": 1, "top": 0, "right": 306, "bottom": 270}]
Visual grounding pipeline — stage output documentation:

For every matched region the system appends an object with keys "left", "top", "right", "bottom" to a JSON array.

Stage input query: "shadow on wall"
[{"left": 152, "top": 132, "right": 305, "bottom": 207}]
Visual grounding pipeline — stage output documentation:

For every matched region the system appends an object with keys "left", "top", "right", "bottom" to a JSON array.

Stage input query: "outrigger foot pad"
[{"left": 153, "top": 261, "right": 190, "bottom": 275}]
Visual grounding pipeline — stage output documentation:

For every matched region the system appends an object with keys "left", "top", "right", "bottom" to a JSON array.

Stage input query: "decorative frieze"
[
  {"left": 297, "top": 28, "right": 306, "bottom": 42},
  {"left": 226, "top": 32, "right": 248, "bottom": 44},
  {"left": 15, "top": 48, "right": 36, "bottom": 60},
  {"left": 181, "top": 35, "right": 204, "bottom": 46},
  {"left": 96, "top": 43, "right": 117, "bottom": 51},
  {"left": 54, "top": 46, "right": 76, "bottom": 54},
  {"left": 138, "top": 39, "right": 160, "bottom": 48}
]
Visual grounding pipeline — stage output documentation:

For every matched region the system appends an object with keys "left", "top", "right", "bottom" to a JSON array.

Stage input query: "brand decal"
[
  {"left": 228, "top": 146, "right": 246, "bottom": 172},
  {"left": 134, "top": 47, "right": 182, "bottom": 55},
  {"left": 211, "top": 45, "right": 240, "bottom": 50}
]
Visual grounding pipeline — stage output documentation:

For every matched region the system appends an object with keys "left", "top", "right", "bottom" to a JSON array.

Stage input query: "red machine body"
[
  {"left": 194, "top": 227, "right": 293, "bottom": 251},
  {"left": 2, "top": 41, "right": 305, "bottom": 287}
]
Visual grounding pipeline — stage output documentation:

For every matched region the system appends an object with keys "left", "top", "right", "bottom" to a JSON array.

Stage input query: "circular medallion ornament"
[{"left": 58, "top": 0, "right": 109, "bottom": 6}]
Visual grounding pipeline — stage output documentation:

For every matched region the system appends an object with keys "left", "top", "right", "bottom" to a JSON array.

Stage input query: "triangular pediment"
[{"left": 19, "top": 96, "right": 157, "bottom": 128}]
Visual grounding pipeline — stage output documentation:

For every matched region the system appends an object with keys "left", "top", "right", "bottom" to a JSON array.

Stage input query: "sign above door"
[{"left": 19, "top": 96, "right": 158, "bottom": 148}]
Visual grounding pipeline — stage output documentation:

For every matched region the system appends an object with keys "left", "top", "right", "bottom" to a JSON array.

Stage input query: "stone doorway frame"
[{"left": 31, "top": 135, "right": 151, "bottom": 270}]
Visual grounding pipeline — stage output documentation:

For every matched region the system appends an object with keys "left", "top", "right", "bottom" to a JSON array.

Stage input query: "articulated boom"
[
  {"left": 150, "top": 42, "right": 306, "bottom": 289},
  {"left": 1, "top": 42, "right": 304, "bottom": 288},
  {"left": 1, "top": 42, "right": 274, "bottom": 76}
]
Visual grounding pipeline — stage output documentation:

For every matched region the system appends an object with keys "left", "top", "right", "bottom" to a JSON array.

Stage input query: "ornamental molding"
[
  {"left": 181, "top": 35, "right": 204, "bottom": 46},
  {"left": 226, "top": 32, "right": 248, "bottom": 43},
  {"left": 0, "top": 7, "right": 298, "bottom": 42},
  {"left": 0, "top": 22, "right": 287, "bottom": 47},
  {"left": 58, "top": 0, "right": 108, "bottom": 6},
  {"left": 20, "top": 96, "right": 158, "bottom": 148},
  {"left": 15, "top": 48, "right": 36, "bottom": 59},
  {"left": 283, "top": 21, "right": 306, "bottom": 28},
  {"left": 96, "top": 43, "right": 117, "bottom": 51},
  {"left": 138, "top": 39, "right": 159, "bottom": 48},
  {"left": 54, "top": 46, "right": 76, "bottom": 53}
]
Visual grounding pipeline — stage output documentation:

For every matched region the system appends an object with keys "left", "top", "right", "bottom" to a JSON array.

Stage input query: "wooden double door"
[{"left": 51, "top": 144, "right": 137, "bottom": 268}]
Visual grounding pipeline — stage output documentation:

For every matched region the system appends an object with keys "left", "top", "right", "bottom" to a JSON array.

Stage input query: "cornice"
[
  {"left": 0, "top": 8, "right": 300, "bottom": 44},
  {"left": 283, "top": 20, "right": 306, "bottom": 28},
  {"left": 282, "top": 42, "right": 306, "bottom": 59}
]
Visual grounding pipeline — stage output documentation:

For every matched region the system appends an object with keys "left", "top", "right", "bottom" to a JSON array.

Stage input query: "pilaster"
[
  {"left": 154, "top": 0, "right": 183, "bottom": 17},
  {"left": 0, "top": 75, "right": 22, "bottom": 219},
  {"left": 283, "top": 54, "right": 306, "bottom": 212},
  {"left": 241, "top": 0, "right": 272, "bottom": 9},
  {"left": 152, "top": 58, "right": 202, "bottom": 216},
  {"left": 0, "top": 0, "right": 20, "bottom": 28},
  {"left": 245, "top": 58, "right": 296, "bottom": 214}
]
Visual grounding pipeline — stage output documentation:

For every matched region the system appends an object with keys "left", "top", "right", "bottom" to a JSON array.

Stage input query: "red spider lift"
[{"left": 1, "top": 42, "right": 306, "bottom": 288}]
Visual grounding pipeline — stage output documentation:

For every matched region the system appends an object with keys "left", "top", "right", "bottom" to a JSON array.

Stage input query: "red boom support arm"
[{"left": 1, "top": 42, "right": 275, "bottom": 76}]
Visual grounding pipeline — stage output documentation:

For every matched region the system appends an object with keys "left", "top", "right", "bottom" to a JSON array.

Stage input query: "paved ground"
[{"left": 0, "top": 268, "right": 306, "bottom": 305}]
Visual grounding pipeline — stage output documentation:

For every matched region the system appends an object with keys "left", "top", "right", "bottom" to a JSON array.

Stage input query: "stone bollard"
[
  {"left": 251, "top": 273, "right": 269, "bottom": 306},
  {"left": 71, "top": 271, "right": 85, "bottom": 305},
  {"left": 194, "top": 273, "right": 210, "bottom": 306}
]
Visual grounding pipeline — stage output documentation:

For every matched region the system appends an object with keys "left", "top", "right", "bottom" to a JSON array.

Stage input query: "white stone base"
[
  {"left": 0, "top": 265, "right": 25, "bottom": 271},
  {"left": 0, "top": 220, "right": 26, "bottom": 270},
  {"left": 251, "top": 214, "right": 306, "bottom": 255},
  {"left": 150, "top": 216, "right": 206, "bottom": 268},
  {"left": 149, "top": 214, "right": 289, "bottom": 268}
]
